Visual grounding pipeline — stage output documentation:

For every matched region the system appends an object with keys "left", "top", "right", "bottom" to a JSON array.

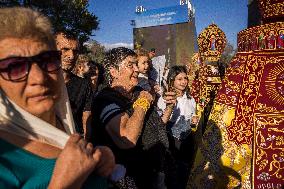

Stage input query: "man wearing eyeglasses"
[{"left": 55, "top": 32, "right": 93, "bottom": 136}]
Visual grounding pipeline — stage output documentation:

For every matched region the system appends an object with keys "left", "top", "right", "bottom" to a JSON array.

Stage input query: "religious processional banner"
[{"left": 188, "top": 50, "right": 284, "bottom": 189}]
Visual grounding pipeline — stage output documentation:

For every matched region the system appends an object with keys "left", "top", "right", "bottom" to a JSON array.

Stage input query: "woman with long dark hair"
[{"left": 157, "top": 65, "right": 198, "bottom": 189}]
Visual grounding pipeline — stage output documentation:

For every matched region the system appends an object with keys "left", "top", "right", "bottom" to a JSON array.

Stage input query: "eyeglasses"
[
  {"left": 0, "top": 50, "right": 61, "bottom": 81},
  {"left": 120, "top": 60, "right": 138, "bottom": 69}
]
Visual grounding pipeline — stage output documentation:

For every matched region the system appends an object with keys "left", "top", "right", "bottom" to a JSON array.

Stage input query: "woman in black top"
[{"left": 89, "top": 47, "right": 176, "bottom": 189}]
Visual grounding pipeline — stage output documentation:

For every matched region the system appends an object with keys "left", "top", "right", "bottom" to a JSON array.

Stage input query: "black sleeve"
[
  {"left": 90, "top": 89, "right": 131, "bottom": 146},
  {"left": 83, "top": 79, "right": 94, "bottom": 112},
  {"left": 92, "top": 93, "right": 127, "bottom": 127},
  {"left": 98, "top": 101, "right": 125, "bottom": 126}
]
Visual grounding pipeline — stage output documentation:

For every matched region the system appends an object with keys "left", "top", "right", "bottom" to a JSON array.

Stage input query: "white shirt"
[{"left": 157, "top": 93, "right": 196, "bottom": 139}]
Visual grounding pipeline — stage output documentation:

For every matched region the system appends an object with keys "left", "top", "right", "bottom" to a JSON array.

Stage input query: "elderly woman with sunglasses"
[{"left": 0, "top": 7, "right": 115, "bottom": 189}]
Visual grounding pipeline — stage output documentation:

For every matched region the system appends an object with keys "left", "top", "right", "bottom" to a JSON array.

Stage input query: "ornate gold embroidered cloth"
[
  {"left": 188, "top": 49, "right": 284, "bottom": 188},
  {"left": 188, "top": 0, "right": 284, "bottom": 186}
]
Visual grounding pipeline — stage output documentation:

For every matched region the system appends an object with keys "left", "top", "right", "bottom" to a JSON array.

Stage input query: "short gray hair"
[
  {"left": 103, "top": 47, "right": 136, "bottom": 86},
  {"left": 0, "top": 7, "right": 55, "bottom": 48}
]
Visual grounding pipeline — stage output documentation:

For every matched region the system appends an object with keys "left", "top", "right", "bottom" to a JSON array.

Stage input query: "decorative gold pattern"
[
  {"left": 189, "top": 50, "right": 284, "bottom": 188},
  {"left": 217, "top": 53, "right": 248, "bottom": 106},
  {"left": 258, "top": 0, "right": 284, "bottom": 21},
  {"left": 256, "top": 103, "right": 278, "bottom": 113},
  {"left": 188, "top": 53, "right": 253, "bottom": 189},
  {"left": 227, "top": 55, "right": 267, "bottom": 145},
  {"left": 188, "top": 102, "right": 252, "bottom": 189},
  {"left": 198, "top": 24, "right": 227, "bottom": 62},
  {"left": 254, "top": 114, "right": 284, "bottom": 188},
  {"left": 198, "top": 62, "right": 207, "bottom": 103},
  {"left": 252, "top": 56, "right": 284, "bottom": 188},
  {"left": 265, "top": 62, "right": 284, "bottom": 104},
  {"left": 237, "top": 22, "right": 284, "bottom": 52},
  {"left": 187, "top": 53, "right": 200, "bottom": 92},
  {"left": 197, "top": 64, "right": 221, "bottom": 109}
]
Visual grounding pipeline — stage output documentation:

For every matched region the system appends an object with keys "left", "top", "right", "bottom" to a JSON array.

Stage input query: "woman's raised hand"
[
  {"left": 160, "top": 91, "right": 177, "bottom": 124},
  {"left": 48, "top": 134, "right": 115, "bottom": 189},
  {"left": 163, "top": 91, "right": 177, "bottom": 107},
  {"left": 138, "top": 90, "right": 154, "bottom": 104}
]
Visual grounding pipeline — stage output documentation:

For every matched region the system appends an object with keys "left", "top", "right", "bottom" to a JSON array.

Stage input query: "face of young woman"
[
  {"left": 137, "top": 56, "right": 149, "bottom": 74},
  {"left": 0, "top": 37, "right": 61, "bottom": 119},
  {"left": 173, "top": 72, "right": 188, "bottom": 93}
]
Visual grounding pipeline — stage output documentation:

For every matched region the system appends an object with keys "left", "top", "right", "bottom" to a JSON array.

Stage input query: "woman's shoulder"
[
  {"left": 0, "top": 135, "right": 56, "bottom": 189},
  {"left": 95, "top": 88, "right": 124, "bottom": 102},
  {"left": 177, "top": 93, "right": 196, "bottom": 107},
  {"left": 0, "top": 136, "right": 108, "bottom": 189},
  {"left": 94, "top": 88, "right": 130, "bottom": 111}
]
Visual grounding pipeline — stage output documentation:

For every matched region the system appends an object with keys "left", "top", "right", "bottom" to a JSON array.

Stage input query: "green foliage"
[
  {"left": 85, "top": 40, "right": 106, "bottom": 64},
  {"left": 218, "top": 42, "right": 236, "bottom": 79},
  {"left": 1, "top": 0, "right": 99, "bottom": 45},
  {"left": 220, "top": 42, "right": 236, "bottom": 66}
]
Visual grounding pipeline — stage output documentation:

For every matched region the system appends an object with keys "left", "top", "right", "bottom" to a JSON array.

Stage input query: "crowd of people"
[{"left": 0, "top": 7, "right": 199, "bottom": 189}]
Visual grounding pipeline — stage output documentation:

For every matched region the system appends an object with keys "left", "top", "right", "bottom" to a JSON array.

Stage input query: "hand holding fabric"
[{"left": 48, "top": 134, "right": 115, "bottom": 189}]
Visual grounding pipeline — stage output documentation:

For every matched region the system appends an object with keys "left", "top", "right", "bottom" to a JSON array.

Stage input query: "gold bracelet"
[{"left": 133, "top": 97, "right": 150, "bottom": 112}]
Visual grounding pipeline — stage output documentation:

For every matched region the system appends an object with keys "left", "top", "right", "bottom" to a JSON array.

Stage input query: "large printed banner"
[{"left": 134, "top": 5, "right": 188, "bottom": 28}]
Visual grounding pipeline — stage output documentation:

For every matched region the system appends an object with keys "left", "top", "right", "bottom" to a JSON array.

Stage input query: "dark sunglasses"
[{"left": 0, "top": 50, "right": 61, "bottom": 82}]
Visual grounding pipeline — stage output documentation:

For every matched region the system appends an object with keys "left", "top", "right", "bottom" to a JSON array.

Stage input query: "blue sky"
[{"left": 89, "top": 0, "right": 248, "bottom": 49}]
